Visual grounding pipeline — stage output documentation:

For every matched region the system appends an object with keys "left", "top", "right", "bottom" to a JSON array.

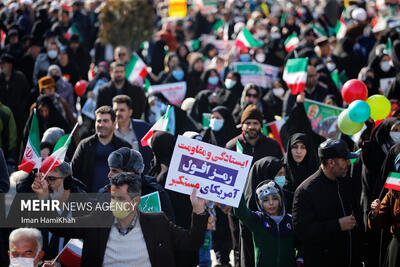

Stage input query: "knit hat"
[
  {"left": 38, "top": 76, "right": 55, "bottom": 93},
  {"left": 241, "top": 104, "right": 263, "bottom": 125},
  {"left": 108, "top": 147, "right": 144, "bottom": 174},
  {"left": 256, "top": 181, "right": 282, "bottom": 207}
]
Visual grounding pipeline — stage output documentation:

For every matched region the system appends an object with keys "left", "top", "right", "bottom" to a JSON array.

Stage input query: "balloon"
[
  {"left": 341, "top": 79, "right": 368, "bottom": 105},
  {"left": 348, "top": 100, "right": 371, "bottom": 123},
  {"left": 74, "top": 80, "right": 88, "bottom": 97},
  {"left": 366, "top": 95, "right": 391, "bottom": 120},
  {"left": 338, "top": 109, "right": 364, "bottom": 135}
]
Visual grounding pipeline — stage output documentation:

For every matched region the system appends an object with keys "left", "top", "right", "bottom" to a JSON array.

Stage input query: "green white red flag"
[
  {"left": 283, "top": 58, "right": 309, "bottom": 95},
  {"left": 385, "top": 38, "right": 392, "bottom": 59},
  {"left": 141, "top": 105, "right": 173, "bottom": 147},
  {"left": 235, "top": 27, "right": 262, "bottom": 52},
  {"left": 313, "top": 24, "right": 328, "bottom": 38},
  {"left": 284, "top": 33, "right": 299, "bottom": 52},
  {"left": 18, "top": 110, "right": 41, "bottom": 173},
  {"left": 58, "top": 239, "right": 82, "bottom": 267},
  {"left": 40, "top": 124, "right": 77, "bottom": 177},
  {"left": 334, "top": 17, "right": 347, "bottom": 39},
  {"left": 384, "top": 172, "right": 400, "bottom": 191},
  {"left": 64, "top": 24, "right": 80, "bottom": 40},
  {"left": 125, "top": 53, "right": 149, "bottom": 83}
]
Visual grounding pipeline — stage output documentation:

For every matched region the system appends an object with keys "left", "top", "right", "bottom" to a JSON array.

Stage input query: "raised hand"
[
  {"left": 371, "top": 199, "right": 381, "bottom": 216},
  {"left": 31, "top": 172, "right": 49, "bottom": 199},
  {"left": 190, "top": 189, "right": 206, "bottom": 214}
]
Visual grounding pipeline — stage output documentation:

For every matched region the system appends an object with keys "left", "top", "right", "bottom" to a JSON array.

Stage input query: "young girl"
[{"left": 234, "top": 180, "right": 299, "bottom": 267}]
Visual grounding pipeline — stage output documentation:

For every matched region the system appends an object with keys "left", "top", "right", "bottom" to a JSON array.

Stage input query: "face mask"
[
  {"left": 208, "top": 76, "right": 219, "bottom": 85},
  {"left": 51, "top": 75, "right": 60, "bottom": 82},
  {"left": 47, "top": 50, "right": 58, "bottom": 59},
  {"left": 209, "top": 118, "right": 224, "bottom": 131},
  {"left": 271, "top": 32, "right": 281, "bottom": 40},
  {"left": 257, "top": 30, "right": 267, "bottom": 38},
  {"left": 10, "top": 257, "right": 35, "bottom": 267},
  {"left": 172, "top": 69, "right": 184, "bottom": 81},
  {"left": 255, "top": 53, "right": 266, "bottom": 63},
  {"left": 390, "top": 132, "right": 400, "bottom": 143},
  {"left": 225, "top": 79, "right": 236, "bottom": 89},
  {"left": 274, "top": 176, "right": 286, "bottom": 188},
  {"left": 240, "top": 54, "right": 251, "bottom": 62},
  {"left": 111, "top": 199, "right": 136, "bottom": 219},
  {"left": 326, "top": 62, "right": 336, "bottom": 72},
  {"left": 380, "top": 61, "right": 391, "bottom": 72},
  {"left": 272, "top": 88, "right": 285, "bottom": 97}
]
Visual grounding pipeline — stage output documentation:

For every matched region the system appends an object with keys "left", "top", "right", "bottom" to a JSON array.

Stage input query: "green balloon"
[
  {"left": 366, "top": 95, "right": 391, "bottom": 120},
  {"left": 338, "top": 109, "right": 364, "bottom": 135}
]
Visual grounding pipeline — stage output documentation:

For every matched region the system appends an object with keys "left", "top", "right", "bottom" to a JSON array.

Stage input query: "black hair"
[{"left": 111, "top": 173, "right": 142, "bottom": 199}]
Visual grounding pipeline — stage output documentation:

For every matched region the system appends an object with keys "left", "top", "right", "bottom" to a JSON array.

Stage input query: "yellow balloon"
[
  {"left": 338, "top": 109, "right": 364, "bottom": 135},
  {"left": 169, "top": 0, "right": 187, "bottom": 18},
  {"left": 366, "top": 95, "right": 391, "bottom": 120}
]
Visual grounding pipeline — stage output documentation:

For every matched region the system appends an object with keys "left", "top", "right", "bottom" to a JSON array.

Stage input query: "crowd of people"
[{"left": 0, "top": 0, "right": 400, "bottom": 266}]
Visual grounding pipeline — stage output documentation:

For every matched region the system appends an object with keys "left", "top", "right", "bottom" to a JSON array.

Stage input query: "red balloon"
[
  {"left": 74, "top": 80, "right": 88, "bottom": 97},
  {"left": 341, "top": 79, "right": 368, "bottom": 105}
]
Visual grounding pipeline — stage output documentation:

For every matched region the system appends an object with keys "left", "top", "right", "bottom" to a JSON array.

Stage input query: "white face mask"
[
  {"left": 390, "top": 132, "right": 400, "bottom": 143},
  {"left": 272, "top": 88, "right": 285, "bottom": 97},
  {"left": 271, "top": 32, "right": 281, "bottom": 40},
  {"left": 10, "top": 257, "right": 35, "bottom": 267},
  {"left": 326, "top": 62, "right": 336, "bottom": 72},
  {"left": 209, "top": 118, "right": 224, "bottom": 132},
  {"left": 255, "top": 53, "right": 266, "bottom": 63},
  {"left": 47, "top": 50, "right": 58, "bottom": 59},
  {"left": 380, "top": 61, "right": 391, "bottom": 72}
]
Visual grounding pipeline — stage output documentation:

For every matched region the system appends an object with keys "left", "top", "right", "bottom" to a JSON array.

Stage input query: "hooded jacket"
[{"left": 234, "top": 180, "right": 296, "bottom": 267}]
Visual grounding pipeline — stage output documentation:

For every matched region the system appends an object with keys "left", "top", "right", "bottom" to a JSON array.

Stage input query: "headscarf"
[{"left": 284, "top": 133, "right": 319, "bottom": 212}]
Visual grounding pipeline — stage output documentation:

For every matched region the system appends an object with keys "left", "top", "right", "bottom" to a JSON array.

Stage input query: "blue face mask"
[
  {"left": 208, "top": 76, "right": 219, "bottom": 85},
  {"left": 274, "top": 176, "right": 286, "bottom": 188},
  {"left": 225, "top": 79, "right": 236, "bottom": 89},
  {"left": 209, "top": 118, "right": 224, "bottom": 132},
  {"left": 172, "top": 69, "right": 184, "bottom": 81},
  {"left": 240, "top": 54, "right": 251, "bottom": 62}
]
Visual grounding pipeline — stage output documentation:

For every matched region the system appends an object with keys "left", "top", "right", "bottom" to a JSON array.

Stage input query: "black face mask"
[{"left": 52, "top": 75, "right": 60, "bottom": 82}]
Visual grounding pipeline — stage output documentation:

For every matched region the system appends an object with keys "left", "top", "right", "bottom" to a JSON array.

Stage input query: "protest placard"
[
  {"left": 213, "top": 40, "right": 235, "bottom": 56},
  {"left": 303, "top": 99, "right": 344, "bottom": 139},
  {"left": 148, "top": 81, "right": 186, "bottom": 106},
  {"left": 261, "top": 63, "right": 280, "bottom": 87},
  {"left": 232, "top": 62, "right": 267, "bottom": 88},
  {"left": 139, "top": 191, "right": 161, "bottom": 213},
  {"left": 165, "top": 135, "right": 253, "bottom": 207},
  {"left": 380, "top": 77, "right": 395, "bottom": 93}
]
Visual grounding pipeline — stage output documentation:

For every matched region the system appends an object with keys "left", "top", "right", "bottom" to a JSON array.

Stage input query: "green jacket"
[{"left": 234, "top": 196, "right": 296, "bottom": 267}]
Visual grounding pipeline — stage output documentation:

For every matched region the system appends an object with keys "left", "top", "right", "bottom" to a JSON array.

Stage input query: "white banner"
[
  {"left": 165, "top": 135, "right": 253, "bottom": 207},
  {"left": 149, "top": 82, "right": 187, "bottom": 106}
]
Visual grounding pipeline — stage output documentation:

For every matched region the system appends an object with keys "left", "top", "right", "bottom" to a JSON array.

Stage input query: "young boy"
[{"left": 234, "top": 180, "right": 298, "bottom": 267}]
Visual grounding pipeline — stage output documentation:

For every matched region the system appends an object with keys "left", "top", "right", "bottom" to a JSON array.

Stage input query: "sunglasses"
[{"left": 246, "top": 93, "right": 258, "bottom": 98}]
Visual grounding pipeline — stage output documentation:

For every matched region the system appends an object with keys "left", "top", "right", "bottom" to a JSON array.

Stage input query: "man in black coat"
[
  {"left": 71, "top": 106, "right": 131, "bottom": 192},
  {"left": 96, "top": 61, "right": 146, "bottom": 119},
  {"left": 292, "top": 139, "right": 360, "bottom": 267}
]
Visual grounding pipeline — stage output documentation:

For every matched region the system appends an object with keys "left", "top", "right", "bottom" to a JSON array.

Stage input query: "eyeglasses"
[
  {"left": 46, "top": 176, "right": 63, "bottom": 184},
  {"left": 246, "top": 93, "right": 258, "bottom": 98}
]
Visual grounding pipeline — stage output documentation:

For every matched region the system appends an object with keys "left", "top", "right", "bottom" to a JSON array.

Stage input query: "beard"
[
  {"left": 244, "top": 129, "right": 259, "bottom": 140},
  {"left": 49, "top": 184, "right": 64, "bottom": 200}
]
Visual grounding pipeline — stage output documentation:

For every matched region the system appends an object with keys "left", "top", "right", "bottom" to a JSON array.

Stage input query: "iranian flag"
[
  {"left": 64, "top": 24, "right": 80, "bottom": 40},
  {"left": 235, "top": 27, "right": 262, "bottom": 52},
  {"left": 126, "top": 53, "right": 149, "bottom": 84},
  {"left": 58, "top": 239, "right": 82, "bottom": 267},
  {"left": 18, "top": 110, "right": 41, "bottom": 173},
  {"left": 335, "top": 17, "right": 347, "bottom": 39},
  {"left": 141, "top": 105, "right": 173, "bottom": 147},
  {"left": 384, "top": 172, "right": 400, "bottom": 191},
  {"left": 283, "top": 58, "right": 309, "bottom": 95},
  {"left": 385, "top": 38, "right": 392, "bottom": 59},
  {"left": 313, "top": 24, "right": 328, "bottom": 38},
  {"left": 40, "top": 124, "right": 77, "bottom": 177},
  {"left": 284, "top": 33, "right": 299, "bottom": 52},
  {"left": 236, "top": 139, "right": 243, "bottom": 153}
]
